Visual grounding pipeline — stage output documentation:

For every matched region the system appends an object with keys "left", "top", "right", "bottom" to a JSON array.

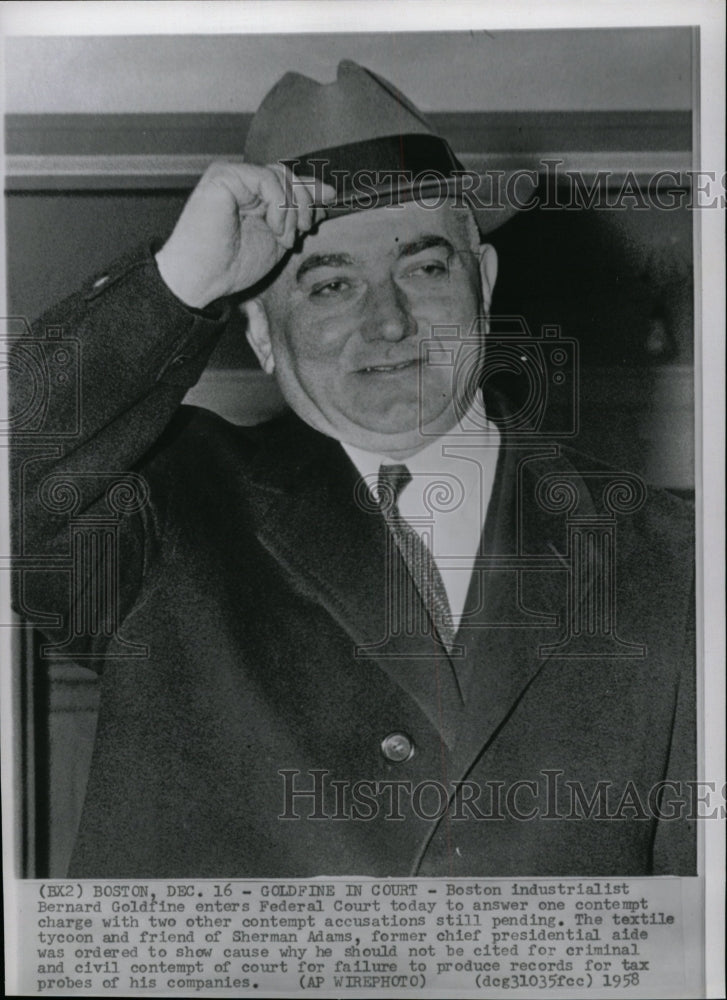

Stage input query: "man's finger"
[
  {"left": 266, "top": 165, "right": 305, "bottom": 246},
  {"left": 289, "top": 175, "right": 339, "bottom": 231},
  {"left": 254, "top": 168, "right": 290, "bottom": 237},
  {"left": 276, "top": 169, "right": 337, "bottom": 217},
  {"left": 270, "top": 167, "right": 299, "bottom": 248},
  {"left": 290, "top": 177, "right": 315, "bottom": 233},
  {"left": 296, "top": 176, "right": 338, "bottom": 210}
]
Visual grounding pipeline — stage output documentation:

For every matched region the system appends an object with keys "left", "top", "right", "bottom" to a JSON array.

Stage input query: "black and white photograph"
[{"left": 1, "top": 2, "right": 724, "bottom": 997}]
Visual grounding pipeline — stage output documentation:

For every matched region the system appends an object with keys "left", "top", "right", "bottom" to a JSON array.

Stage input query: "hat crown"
[
  {"left": 242, "top": 58, "right": 515, "bottom": 235},
  {"left": 244, "top": 59, "right": 436, "bottom": 164}
]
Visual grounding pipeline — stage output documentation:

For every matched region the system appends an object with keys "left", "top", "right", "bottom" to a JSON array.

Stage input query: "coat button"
[{"left": 381, "top": 732, "right": 414, "bottom": 763}]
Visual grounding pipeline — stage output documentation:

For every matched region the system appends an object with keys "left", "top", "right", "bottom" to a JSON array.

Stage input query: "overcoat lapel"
[
  {"left": 451, "top": 442, "right": 578, "bottom": 762},
  {"left": 411, "top": 440, "right": 600, "bottom": 870},
  {"left": 239, "top": 414, "right": 465, "bottom": 747}
]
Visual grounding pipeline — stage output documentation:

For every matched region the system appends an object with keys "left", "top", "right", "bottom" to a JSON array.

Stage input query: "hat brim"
[
  {"left": 319, "top": 175, "right": 518, "bottom": 236},
  {"left": 278, "top": 133, "right": 518, "bottom": 236}
]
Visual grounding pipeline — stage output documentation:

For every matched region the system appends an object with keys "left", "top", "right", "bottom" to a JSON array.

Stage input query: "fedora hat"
[{"left": 244, "top": 60, "right": 513, "bottom": 234}]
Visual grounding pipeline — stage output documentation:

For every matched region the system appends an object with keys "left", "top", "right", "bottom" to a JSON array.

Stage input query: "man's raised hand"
[{"left": 155, "top": 162, "right": 336, "bottom": 308}]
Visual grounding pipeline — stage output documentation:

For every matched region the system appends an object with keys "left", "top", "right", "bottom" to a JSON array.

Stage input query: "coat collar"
[{"left": 452, "top": 438, "right": 585, "bottom": 750}]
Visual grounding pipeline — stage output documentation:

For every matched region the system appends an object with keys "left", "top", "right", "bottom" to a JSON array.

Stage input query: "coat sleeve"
[{"left": 9, "top": 243, "right": 230, "bottom": 663}]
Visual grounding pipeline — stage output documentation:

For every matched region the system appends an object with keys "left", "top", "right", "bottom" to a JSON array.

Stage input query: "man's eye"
[
  {"left": 408, "top": 261, "right": 449, "bottom": 278},
  {"left": 310, "top": 278, "right": 350, "bottom": 298}
]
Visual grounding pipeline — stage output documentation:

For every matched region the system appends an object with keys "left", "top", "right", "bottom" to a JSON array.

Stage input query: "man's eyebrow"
[
  {"left": 397, "top": 235, "right": 456, "bottom": 258},
  {"left": 296, "top": 253, "right": 357, "bottom": 282},
  {"left": 295, "top": 237, "right": 456, "bottom": 282}
]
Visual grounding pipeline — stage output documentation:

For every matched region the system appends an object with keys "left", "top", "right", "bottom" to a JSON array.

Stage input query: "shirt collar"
[{"left": 341, "top": 397, "right": 499, "bottom": 493}]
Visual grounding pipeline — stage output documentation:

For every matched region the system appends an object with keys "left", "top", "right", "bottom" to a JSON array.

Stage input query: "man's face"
[{"left": 248, "top": 200, "right": 497, "bottom": 456}]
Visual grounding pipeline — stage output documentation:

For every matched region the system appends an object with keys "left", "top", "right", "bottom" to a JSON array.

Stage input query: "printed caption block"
[{"left": 13, "top": 877, "right": 703, "bottom": 997}]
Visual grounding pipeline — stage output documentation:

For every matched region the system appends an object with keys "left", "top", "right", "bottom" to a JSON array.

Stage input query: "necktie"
[{"left": 377, "top": 463, "right": 457, "bottom": 653}]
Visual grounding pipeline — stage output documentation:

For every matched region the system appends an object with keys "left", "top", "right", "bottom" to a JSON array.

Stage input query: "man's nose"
[{"left": 361, "top": 280, "right": 417, "bottom": 342}]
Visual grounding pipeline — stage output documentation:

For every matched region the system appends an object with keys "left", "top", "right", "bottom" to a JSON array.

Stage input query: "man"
[{"left": 11, "top": 61, "right": 695, "bottom": 877}]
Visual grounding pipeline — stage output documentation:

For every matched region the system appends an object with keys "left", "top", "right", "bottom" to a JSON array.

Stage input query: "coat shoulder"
[
  {"left": 559, "top": 443, "right": 694, "bottom": 576},
  {"left": 139, "top": 403, "right": 275, "bottom": 473}
]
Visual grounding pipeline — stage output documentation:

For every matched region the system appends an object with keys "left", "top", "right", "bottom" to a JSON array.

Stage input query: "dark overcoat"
[{"left": 12, "top": 246, "right": 696, "bottom": 878}]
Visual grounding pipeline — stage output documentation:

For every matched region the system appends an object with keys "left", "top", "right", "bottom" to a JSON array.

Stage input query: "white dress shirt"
[{"left": 342, "top": 403, "right": 501, "bottom": 629}]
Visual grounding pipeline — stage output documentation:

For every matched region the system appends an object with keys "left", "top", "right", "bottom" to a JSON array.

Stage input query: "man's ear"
[
  {"left": 477, "top": 244, "right": 498, "bottom": 312},
  {"left": 242, "top": 298, "right": 275, "bottom": 375}
]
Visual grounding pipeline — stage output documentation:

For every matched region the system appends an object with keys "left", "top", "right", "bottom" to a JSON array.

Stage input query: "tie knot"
[{"left": 377, "top": 463, "right": 412, "bottom": 513}]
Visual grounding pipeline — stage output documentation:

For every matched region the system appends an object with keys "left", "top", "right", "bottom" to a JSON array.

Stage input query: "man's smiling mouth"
[{"left": 359, "top": 359, "right": 419, "bottom": 373}]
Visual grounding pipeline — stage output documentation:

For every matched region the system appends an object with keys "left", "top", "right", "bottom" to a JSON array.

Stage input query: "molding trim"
[
  {"left": 5, "top": 111, "right": 691, "bottom": 155},
  {"left": 4, "top": 110, "right": 692, "bottom": 191},
  {"left": 5, "top": 151, "right": 692, "bottom": 192}
]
